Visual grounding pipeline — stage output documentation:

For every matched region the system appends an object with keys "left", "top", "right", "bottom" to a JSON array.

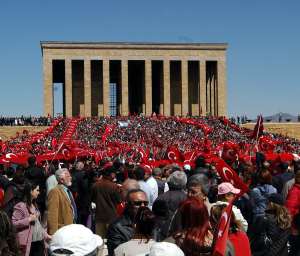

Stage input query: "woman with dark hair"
[
  {"left": 12, "top": 181, "right": 51, "bottom": 256},
  {"left": 210, "top": 204, "right": 251, "bottom": 256},
  {"left": 250, "top": 169, "right": 277, "bottom": 220},
  {"left": 170, "top": 197, "right": 213, "bottom": 256},
  {"left": 0, "top": 210, "right": 20, "bottom": 255},
  {"left": 114, "top": 206, "right": 156, "bottom": 256}
]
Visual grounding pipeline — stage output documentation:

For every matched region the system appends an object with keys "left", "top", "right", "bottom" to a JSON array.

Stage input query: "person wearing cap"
[
  {"left": 47, "top": 168, "right": 77, "bottom": 235},
  {"left": 213, "top": 182, "right": 248, "bottom": 232},
  {"left": 250, "top": 193, "right": 291, "bottom": 256},
  {"left": 49, "top": 224, "right": 103, "bottom": 256},
  {"left": 91, "top": 165, "right": 121, "bottom": 238}
]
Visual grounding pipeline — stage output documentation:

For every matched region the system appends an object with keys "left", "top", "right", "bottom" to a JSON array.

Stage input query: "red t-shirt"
[
  {"left": 0, "top": 188, "right": 4, "bottom": 208},
  {"left": 229, "top": 230, "right": 251, "bottom": 256}
]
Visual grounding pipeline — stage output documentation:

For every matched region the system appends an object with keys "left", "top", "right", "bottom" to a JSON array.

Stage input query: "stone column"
[
  {"left": 43, "top": 57, "right": 53, "bottom": 116},
  {"left": 103, "top": 59, "right": 110, "bottom": 116},
  {"left": 199, "top": 61, "right": 206, "bottom": 116},
  {"left": 163, "top": 60, "right": 170, "bottom": 116},
  {"left": 121, "top": 59, "right": 128, "bottom": 116},
  {"left": 211, "top": 74, "right": 215, "bottom": 116},
  {"left": 217, "top": 60, "right": 227, "bottom": 116},
  {"left": 84, "top": 59, "right": 91, "bottom": 117},
  {"left": 214, "top": 76, "right": 218, "bottom": 116},
  {"left": 181, "top": 60, "right": 188, "bottom": 116},
  {"left": 207, "top": 76, "right": 211, "bottom": 115},
  {"left": 65, "top": 59, "right": 72, "bottom": 117},
  {"left": 145, "top": 60, "right": 152, "bottom": 116}
]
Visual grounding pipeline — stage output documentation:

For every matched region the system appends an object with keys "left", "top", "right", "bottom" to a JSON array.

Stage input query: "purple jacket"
[{"left": 12, "top": 202, "right": 46, "bottom": 256}]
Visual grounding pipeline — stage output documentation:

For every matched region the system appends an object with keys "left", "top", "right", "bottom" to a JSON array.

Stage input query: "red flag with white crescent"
[
  {"left": 212, "top": 202, "right": 233, "bottom": 256},
  {"left": 214, "top": 158, "right": 249, "bottom": 194}
]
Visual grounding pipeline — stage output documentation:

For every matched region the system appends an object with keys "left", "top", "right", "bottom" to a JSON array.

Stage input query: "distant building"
[{"left": 41, "top": 41, "right": 227, "bottom": 117}]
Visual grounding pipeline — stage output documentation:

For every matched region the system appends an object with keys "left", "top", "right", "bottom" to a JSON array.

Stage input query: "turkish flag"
[
  {"left": 252, "top": 115, "right": 264, "bottom": 140},
  {"left": 167, "top": 146, "right": 182, "bottom": 162},
  {"left": 212, "top": 202, "right": 233, "bottom": 256},
  {"left": 213, "top": 158, "right": 249, "bottom": 194},
  {"left": 1, "top": 152, "right": 29, "bottom": 165}
]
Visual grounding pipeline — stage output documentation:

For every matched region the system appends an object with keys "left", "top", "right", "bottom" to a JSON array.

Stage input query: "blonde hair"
[{"left": 269, "top": 202, "right": 292, "bottom": 229}]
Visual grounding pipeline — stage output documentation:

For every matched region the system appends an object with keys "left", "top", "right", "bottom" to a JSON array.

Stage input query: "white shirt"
[
  {"left": 212, "top": 201, "right": 248, "bottom": 232},
  {"left": 138, "top": 181, "right": 153, "bottom": 207},
  {"left": 46, "top": 174, "right": 58, "bottom": 195},
  {"left": 146, "top": 176, "right": 158, "bottom": 206},
  {"left": 114, "top": 239, "right": 155, "bottom": 256}
]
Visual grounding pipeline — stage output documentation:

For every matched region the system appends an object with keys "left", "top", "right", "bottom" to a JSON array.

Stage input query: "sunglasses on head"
[{"left": 131, "top": 200, "right": 149, "bottom": 207}]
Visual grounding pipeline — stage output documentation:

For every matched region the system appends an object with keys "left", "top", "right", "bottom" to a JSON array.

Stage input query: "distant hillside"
[
  {"left": 262, "top": 113, "right": 298, "bottom": 122},
  {"left": 242, "top": 123, "right": 300, "bottom": 140}
]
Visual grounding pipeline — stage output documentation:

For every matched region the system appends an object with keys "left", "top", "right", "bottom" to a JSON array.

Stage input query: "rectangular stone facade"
[{"left": 41, "top": 42, "right": 227, "bottom": 117}]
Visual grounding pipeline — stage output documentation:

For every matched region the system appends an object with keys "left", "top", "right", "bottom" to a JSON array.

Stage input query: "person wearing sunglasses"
[
  {"left": 114, "top": 206, "right": 156, "bottom": 256},
  {"left": 107, "top": 189, "right": 148, "bottom": 256}
]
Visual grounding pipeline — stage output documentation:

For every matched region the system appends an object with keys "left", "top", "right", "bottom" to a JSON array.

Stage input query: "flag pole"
[{"left": 49, "top": 142, "right": 64, "bottom": 167}]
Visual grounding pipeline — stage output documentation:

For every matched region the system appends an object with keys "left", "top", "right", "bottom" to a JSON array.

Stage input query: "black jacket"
[
  {"left": 155, "top": 190, "right": 187, "bottom": 236},
  {"left": 249, "top": 212, "right": 290, "bottom": 256},
  {"left": 107, "top": 214, "right": 134, "bottom": 256},
  {"left": 155, "top": 189, "right": 186, "bottom": 214}
]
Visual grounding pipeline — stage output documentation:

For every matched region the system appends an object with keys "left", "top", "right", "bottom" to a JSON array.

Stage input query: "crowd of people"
[
  {"left": 0, "top": 117, "right": 52, "bottom": 126},
  {"left": 0, "top": 116, "right": 300, "bottom": 255}
]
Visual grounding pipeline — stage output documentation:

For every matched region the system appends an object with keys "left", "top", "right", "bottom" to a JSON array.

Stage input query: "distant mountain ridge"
[{"left": 262, "top": 113, "right": 298, "bottom": 122}]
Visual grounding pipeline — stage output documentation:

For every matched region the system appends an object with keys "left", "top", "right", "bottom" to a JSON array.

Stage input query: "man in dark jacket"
[
  {"left": 91, "top": 164, "right": 121, "bottom": 238},
  {"left": 155, "top": 170, "right": 187, "bottom": 215},
  {"left": 153, "top": 167, "right": 166, "bottom": 195},
  {"left": 153, "top": 171, "right": 187, "bottom": 238},
  {"left": 71, "top": 161, "right": 91, "bottom": 226},
  {"left": 25, "top": 156, "right": 46, "bottom": 214},
  {"left": 107, "top": 189, "right": 148, "bottom": 256}
]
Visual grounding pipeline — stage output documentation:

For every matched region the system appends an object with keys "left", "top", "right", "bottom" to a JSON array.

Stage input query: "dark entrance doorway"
[
  {"left": 128, "top": 60, "right": 145, "bottom": 114},
  {"left": 152, "top": 61, "right": 163, "bottom": 114},
  {"left": 52, "top": 60, "right": 65, "bottom": 116}
]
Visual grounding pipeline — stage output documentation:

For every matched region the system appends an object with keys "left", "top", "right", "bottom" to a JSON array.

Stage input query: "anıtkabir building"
[{"left": 41, "top": 41, "right": 228, "bottom": 117}]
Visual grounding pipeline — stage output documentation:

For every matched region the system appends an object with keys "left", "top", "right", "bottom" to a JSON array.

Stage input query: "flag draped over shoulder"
[{"left": 212, "top": 201, "right": 234, "bottom": 256}]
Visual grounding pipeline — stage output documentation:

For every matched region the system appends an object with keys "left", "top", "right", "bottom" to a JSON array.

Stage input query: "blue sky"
[{"left": 0, "top": 0, "right": 299, "bottom": 118}]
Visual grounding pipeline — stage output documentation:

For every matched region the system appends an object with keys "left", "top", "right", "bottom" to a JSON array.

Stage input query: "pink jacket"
[{"left": 12, "top": 202, "right": 46, "bottom": 256}]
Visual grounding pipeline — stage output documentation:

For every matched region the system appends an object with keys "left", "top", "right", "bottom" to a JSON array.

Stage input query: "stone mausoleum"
[{"left": 41, "top": 41, "right": 227, "bottom": 117}]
